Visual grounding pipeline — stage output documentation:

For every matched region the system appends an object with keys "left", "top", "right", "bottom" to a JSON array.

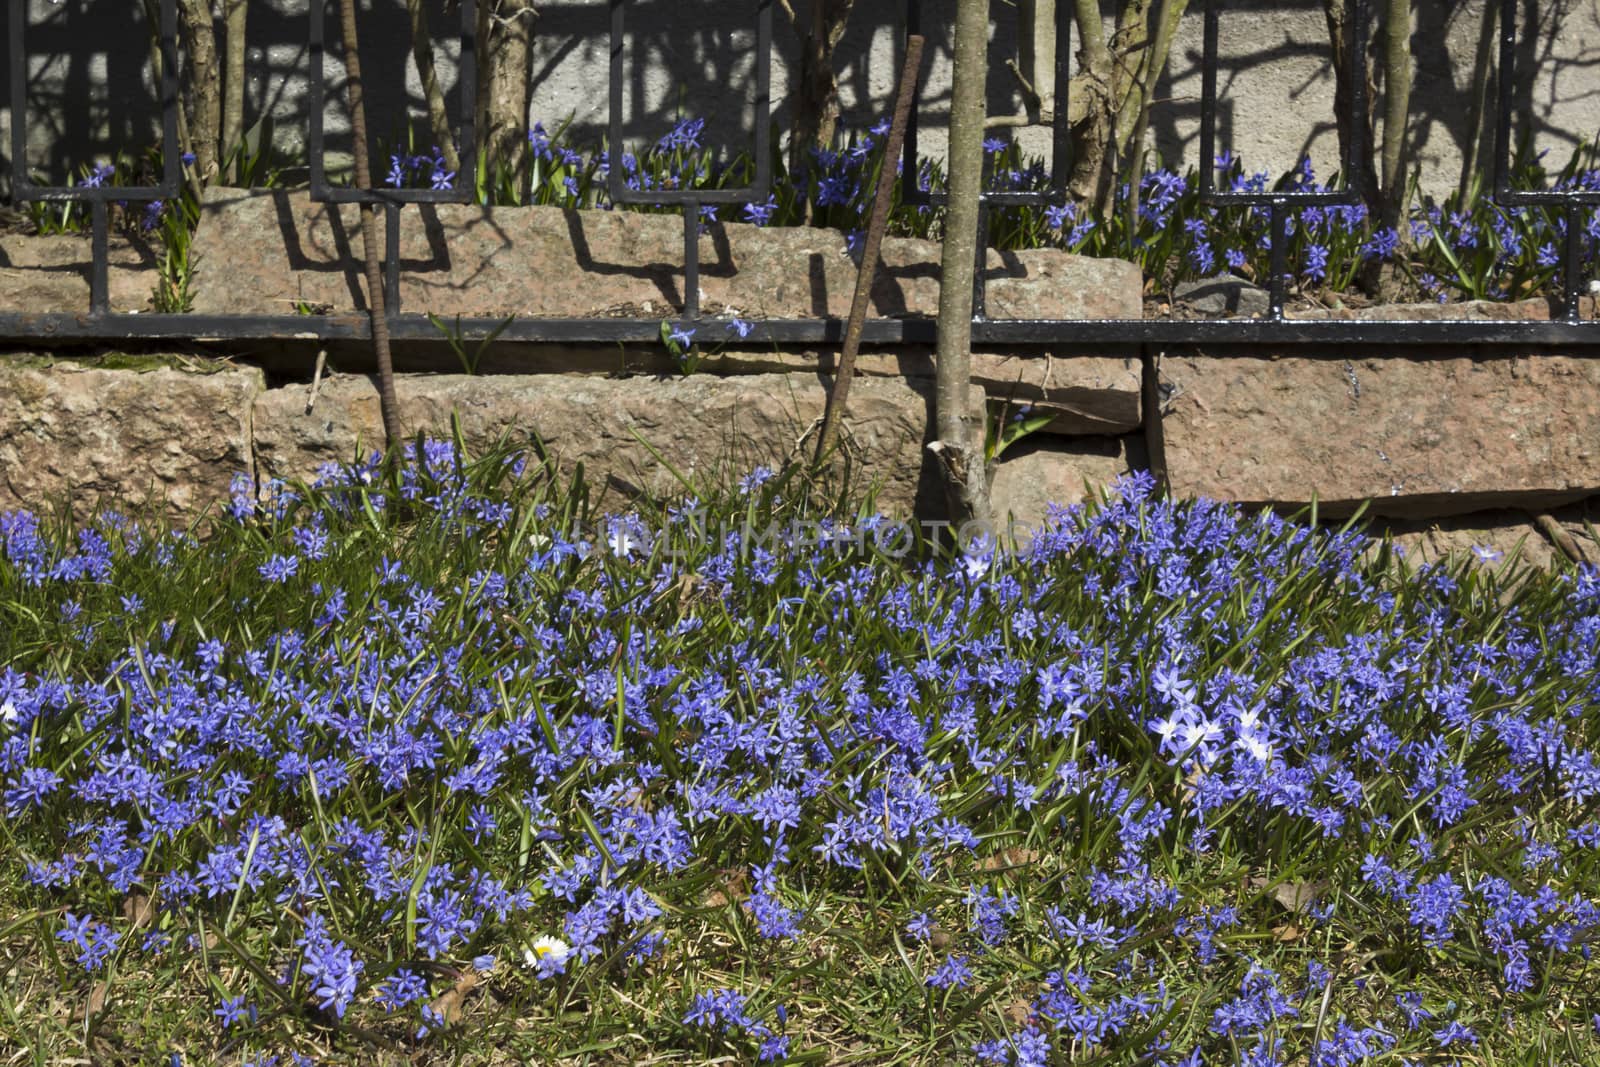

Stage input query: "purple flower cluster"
[
  {"left": 683, "top": 987, "right": 788, "bottom": 1060},
  {"left": 385, "top": 145, "right": 456, "bottom": 191}
]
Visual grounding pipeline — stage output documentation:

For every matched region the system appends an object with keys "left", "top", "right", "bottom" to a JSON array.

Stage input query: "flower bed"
[
  {"left": 19, "top": 121, "right": 1599, "bottom": 316},
  {"left": 2, "top": 443, "right": 1599, "bottom": 1063}
]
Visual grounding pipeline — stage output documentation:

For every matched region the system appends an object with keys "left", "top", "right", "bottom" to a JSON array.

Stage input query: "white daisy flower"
[{"left": 523, "top": 936, "right": 570, "bottom": 970}]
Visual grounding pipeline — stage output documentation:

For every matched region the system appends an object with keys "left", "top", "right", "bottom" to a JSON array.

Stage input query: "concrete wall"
[{"left": 3, "top": 0, "right": 1598, "bottom": 197}]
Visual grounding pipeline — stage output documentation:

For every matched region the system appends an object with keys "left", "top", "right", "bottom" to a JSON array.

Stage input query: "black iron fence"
[{"left": 2, "top": 0, "right": 1596, "bottom": 348}]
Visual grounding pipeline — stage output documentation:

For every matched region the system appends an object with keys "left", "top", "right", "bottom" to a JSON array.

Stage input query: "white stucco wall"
[{"left": 3, "top": 0, "right": 1597, "bottom": 198}]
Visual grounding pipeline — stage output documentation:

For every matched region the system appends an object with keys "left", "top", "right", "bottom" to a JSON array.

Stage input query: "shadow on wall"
[
  {"left": 1152, "top": 0, "right": 1600, "bottom": 187},
  {"left": 0, "top": 0, "right": 993, "bottom": 177},
  {"left": 1, "top": 0, "right": 1597, "bottom": 194}
]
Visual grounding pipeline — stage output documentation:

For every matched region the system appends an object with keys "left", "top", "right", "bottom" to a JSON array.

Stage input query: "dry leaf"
[
  {"left": 979, "top": 848, "right": 1041, "bottom": 872},
  {"left": 1248, "top": 875, "right": 1324, "bottom": 913},
  {"left": 429, "top": 972, "right": 480, "bottom": 1026},
  {"left": 121, "top": 893, "right": 156, "bottom": 929},
  {"left": 702, "top": 868, "right": 751, "bottom": 909}
]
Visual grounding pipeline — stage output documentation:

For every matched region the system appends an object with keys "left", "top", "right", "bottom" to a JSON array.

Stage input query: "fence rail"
[{"left": 2, "top": 0, "right": 1597, "bottom": 350}]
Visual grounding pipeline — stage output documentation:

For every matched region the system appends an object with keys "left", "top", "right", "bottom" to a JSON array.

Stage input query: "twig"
[
  {"left": 305, "top": 348, "right": 328, "bottom": 415},
  {"left": 813, "top": 35, "right": 925, "bottom": 466},
  {"left": 1534, "top": 512, "right": 1587, "bottom": 564},
  {"left": 790, "top": 415, "right": 825, "bottom": 460},
  {"left": 1003, "top": 58, "right": 1043, "bottom": 120}
]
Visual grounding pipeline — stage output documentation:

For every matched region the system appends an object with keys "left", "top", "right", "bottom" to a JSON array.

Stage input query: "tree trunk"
[
  {"left": 1108, "top": 0, "right": 1155, "bottom": 143},
  {"left": 1458, "top": 0, "right": 1497, "bottom": 205},
  {"left": 177, "top": 0, "right": 222, "bottom": 185},
  {"left": 932, "top": 0, "right": 993, "bottom": 533},
  {"left": 221, "top": 0, "right": 247, "bottom": 183},
  {"left": 1120, "top": 0, "right": 1188, "bottom": 222},
  {"left": 482, "top": 0, "right": 538, "bottom": 195},
  {"left": 1066, "top": 0, "right": 1113, "bottom": 204},
  {"left": 1114, "top": 0, "right": 1186, "bottom": 155},
  {"left": 1379, "top": 0, "right": 1411, "bottom": 230},
  {"left": 788, "top": 0, "right": 855, "bottom": 174},
  {"left": 1019, "top": 0, "right": 1056, "bottom": 122},
  {"left": 406, "top": 0, "right": 460, "bottom": 176}
]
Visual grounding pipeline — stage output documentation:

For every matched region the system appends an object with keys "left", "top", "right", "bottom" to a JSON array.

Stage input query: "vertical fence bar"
[
  {"left": 1344, "top": 0, "right": 1369, "bottom": 195},
  {"left": 158, "top": 0, "right": 181, "bottom": 191},
  {"left": 1268, "top": 200, "right": 1287, "bottom": 320},
  {"left": 607, "top": 0, "right": 627, "bottom": 205},
  {"left": 1048, "top": 0, "right": 1071, "bottom": 195},
  {"left": 89, "top": 200, "right": 109, "bottom": 315},
  {"left": 752, "top": 0, "right": 773, "bottom": 193},
  {"left": 1486, "top": 0, "right": 1594, "bottom": 330},
  {"left": 1564, "top": 203, "right": 1583, "bottom": 323},
  {"left": 1195, "top": 0, "right": 1370, "bottom": 340},
  {"left": 8, "top": 0, "right": 27, "bottom": 194},
  {"left": 684, "top": 200, "right": 701, "bottom": 319},
  {"left": 1492, "top": 0, "right": 1516, "bottom": 201},
  {"left": 606, "top": 0, "right": 772, "bottom": 326},
  {"left": 309, "top": 0, "right": 327, "bottom": 197},
  {"left": 902, "top": 0, "right": 922, "bottom": 200},
  {"left": 458, "top": 0, "right": 478, "bottom": 175},
  {"left": 972, "top": 205, "right": 989, "bottom": 320},
  {"left": 1198, "top": 0, "right": 1219, "bottom": 198}
]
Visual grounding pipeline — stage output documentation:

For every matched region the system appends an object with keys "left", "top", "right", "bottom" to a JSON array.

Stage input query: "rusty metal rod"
[
  {"left": 337, "top": 0, "right": 404, "bottom": 450},
  {"left": 814, "top": 34, "right": 925, "bottom": 466}
]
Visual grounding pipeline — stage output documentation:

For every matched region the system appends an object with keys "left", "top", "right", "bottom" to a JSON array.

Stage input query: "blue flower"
[
  {"left": 743, "top": 195, "right": 778, "bottom": 226},
  {"left": 215, "top": 995, "right": 253, "bottom": 1029},
  {"left": 78, "top": 164, "right": 115, "bottom": 189},
  {"left": 258, "top": 553, "right": 299, "bottom": 584},
  {"left": 925, "top": 954, "right": 973, "bottom": 989},
  {"left": 656, "top": 117, "right": 705, "bottom": 153},
  {"left": 528, "top": 124, "right": 552, "bottom": 159},
  {"left": 1303, "top": 243, "right": 1330, "bottom": 282},
  {"left": 1361, "top": 227, "right": 1400, "bottom": 260},
  {"left": 1434, "top": 1021, "right": 1478, "bottom": 1047},
  {"left": 57, "top": 912, "right": 94, "bottom": 953},
  {"left": 376, "top": 969, "right": 429, "bottom": 1012}
]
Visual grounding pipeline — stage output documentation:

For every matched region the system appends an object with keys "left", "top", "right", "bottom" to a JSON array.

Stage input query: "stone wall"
[
  {"left": 1, "top": 348, "right": 1593, "bottom": 567},
  {"left": 0, "top": 348, "right": 1587, "bottom": 566},
  {"left": 0, "top": 356, "right": 1141, "bottom": 533},
  {"left": 0, "top": 359, "right": 259, "bottom": 521},
  {"left": 1, "top": 194, "right": 1597, "bottom": 566},
  {"left": 1155, "top": 300, "right": 1600, "bottom": 520}
]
